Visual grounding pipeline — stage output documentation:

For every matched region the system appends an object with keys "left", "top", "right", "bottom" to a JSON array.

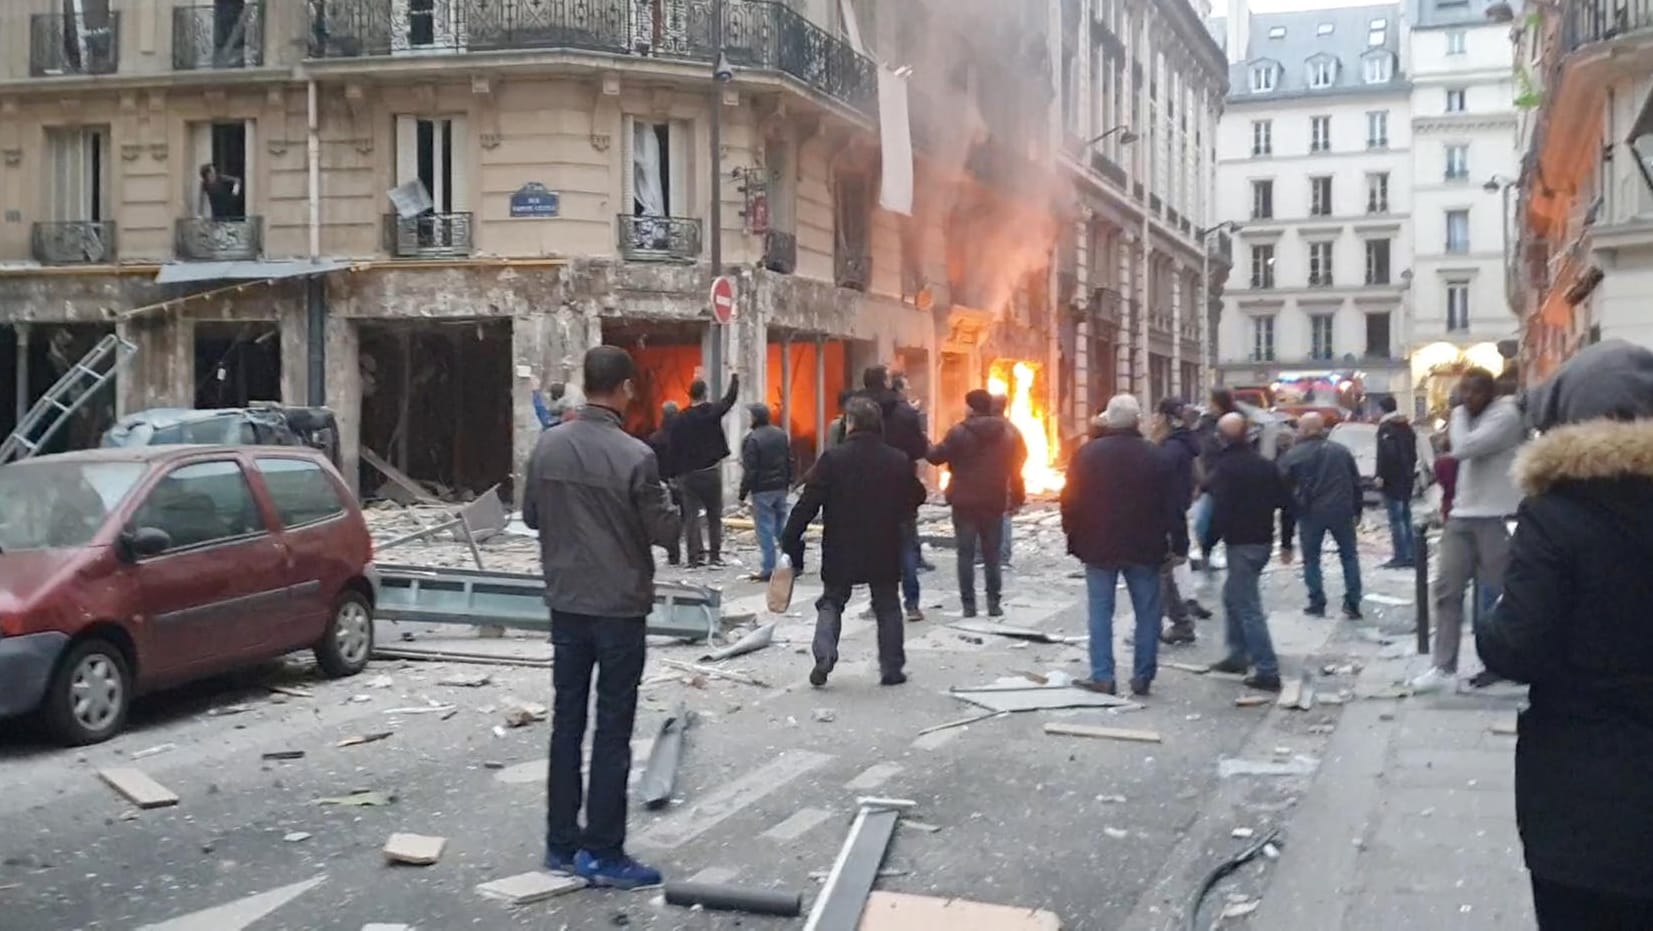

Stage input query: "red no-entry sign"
[{"left": 710, "top": 275, "right": 737, "bottom": 325}]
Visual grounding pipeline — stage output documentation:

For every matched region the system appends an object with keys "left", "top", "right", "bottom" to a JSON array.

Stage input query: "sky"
[{"left": 1207, "top": 0, "right": 1389, "bottom": 17}]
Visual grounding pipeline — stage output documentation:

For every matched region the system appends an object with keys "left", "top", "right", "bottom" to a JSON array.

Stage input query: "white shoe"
[{"left": 1408, "top": 667, "right": 1455, "bottom": 694}]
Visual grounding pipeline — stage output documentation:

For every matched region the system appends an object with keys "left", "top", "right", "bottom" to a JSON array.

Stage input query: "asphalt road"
[{"left": 0, "top": 517, "right": 1424, "bottom": 930}]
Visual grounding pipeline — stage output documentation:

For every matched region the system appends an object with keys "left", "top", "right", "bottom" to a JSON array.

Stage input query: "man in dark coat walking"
[
  {"left": 857, "top": 365, "right": 930, "bottom": 620},
  {"left": 1476, "top": 340, "right": 1653, "bottom": 927},
  {"left": 1374, "top": 396, "right": 1419, "bottom": 568},
  {"left": 738, "top": 403, "right": 793, "bottom": 582},
  {"left": 782, "top": 397, "right": 927, "bottom": 688},
  {"left": 1154, "top": 397, "right": 1208, "bottom": 644},
  {"left": 1279, "top": 412, "right": 1364, "bottom": 618},
  {"left": 668, "top": 373, "right": 741, "bottom": 567},
  {"left": 927, "top": 389, "right": 1027, "bottom": 617}
]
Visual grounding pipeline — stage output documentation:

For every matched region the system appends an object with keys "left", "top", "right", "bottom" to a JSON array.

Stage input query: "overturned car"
[{"left": 101, "top": 404, "right": 340, "bottom": 467}]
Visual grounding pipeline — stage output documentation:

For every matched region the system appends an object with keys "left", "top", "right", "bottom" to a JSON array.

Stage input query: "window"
[
  {"left": 46, "top": 126, "right": 110, "bottom": 222},
  {"left": 1251, "top": 120, "right": 1273, "bottom": 156},
  {"left": 1368, "top": 18, "right": 1387, "bottom": 46},
  {"left": 1251, "top": 315, "right": 1277, "bottom": 362},
  {"left": 1310, "top": 176, "right": 1333, "bottom": 216},
  {"left": 0, "top": 460, "right": 141, "bottom": 552},
  {"left": 1310, "top": 115, "right": 1331, "bottom": 152},
  {"left": 1308, "top": 241, "right": 1333, "bottom": 286},
  {"left": 1317, "top": 22, "right": 1335, "bottom": 36},
  {"left": 1366, "top": 111, "right": 1388, "bottom": 148},
  {"left": 1308, "top": 57, "right": 1336, "bottom": 89},
  {"left": 128, "top": 461, "right": 266, "bottom": 552},
  {"left": 1364, "top": 53, "right": 1393, "bottom": 84},
  {"left": 394, "top": 0, "right": 464, "bottom": 51},
  {"left": 1268, "top": 25, "right": 1286, "bottom": 39},
  {"left": 1445, "top": 144, "right": 1469, "bottom": 180},
  {"left": 256, "top": 458, "right": 347, "bottom": 528},
  {"left": 1446, "top": 88, "right": 1466, "bottom": 113},
  {"left": 1250, "top": 243, "right": 1275, "bottom": 288},
  {"left": 1365, "top": 312, "right": 1392, "bottom": 358},
  {"left": 1446, "top": 282, "right": 1471, "bottom": 330},
  {"left": 1365, "top": 238, "right": 1391, "bottom": 284},
  {"left": 1366, "top": 172, "right": 1390, "bottom": 213},
  {"left": 1446, "top": 209, "right": 1470, "bottom": 253},
  {"left": 1249, "top": 63, "right": 1277, "bottom": 93},
  {"left": 1251, "top": 180, "right": 1274, "bottom": 219},
  {"left": 190, "top": 121, "right": 249, "bottom": 220},
  {"left": 1310, "top": 314, "right": 1335, "bottom": 360},
  {"left": 1446, "top": 29, "right": 1466, "bottom": 54}
]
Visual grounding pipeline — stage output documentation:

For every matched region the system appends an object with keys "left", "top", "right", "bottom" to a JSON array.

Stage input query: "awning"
[{"left": 154, "top": 258, "right": 349, "bottom": 285}]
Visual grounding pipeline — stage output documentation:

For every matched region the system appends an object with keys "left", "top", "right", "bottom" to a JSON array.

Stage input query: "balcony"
[
  {"left": 1089, "top": 151, "right": 1127, "bottom": 187},
  {"left": 174, "top": 4, "right": 265, "bottom": 70},
  {"left": 176, "top": 217, "right": 264, "bottom": 261},
  {"left": 835, "top": 251, "right": 870, "bottom": 292},
  {"left": 307, "top": 0, "right": 876, "bottom": 116},
  {"left": 618, "top": 214, "right": 701, "bottom": 262},
  {"left": 1563, "top": 0, "right": 1653, "bottom": 53},
  {"left": 1207, "top": 231, "right": 1233, "bottom": 265},
  {"left": 762, "top": 229, "right": 797, "bottom": 274},
  {"left": 32, "top": 221, "right": 116, "bottom": 265},
  {"left": 1309, "top": 273, "right": 1334, "bottom": 287},
  {"left": 31, "top": 13, "right": 120, "bottom": 76},
  {"left": 385, "top": 212, "right": 474, "bottom": 258}
]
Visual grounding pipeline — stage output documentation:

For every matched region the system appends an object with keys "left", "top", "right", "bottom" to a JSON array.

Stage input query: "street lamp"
[
  {"left": 1485, "top": 175, "right": 1517, "bottom": 315},
  {"left": 1085, "top": 126, "right": 1139, "bottom": 147},
  {"left": 1194, "top": 221, "right": 1243, "bottom": 394}
]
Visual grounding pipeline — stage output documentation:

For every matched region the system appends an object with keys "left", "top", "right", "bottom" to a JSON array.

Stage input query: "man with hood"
[
  {"left": 1192, "top": 387, "right": 1241, "bottom": 570},
  {"left": 1153, "top": 397, "right": 1207, "bottom": 644},
  {"left": 668, "top": 373, "right": 742, "bottom": 568},
  {"left": 738, "top": 403, "right": 793, "bottom": 582},
  {"left": 1375, "top": 396, "right": 1420, "bottom": 568},
  {"left": 927, "top": 389, "right": 1027, "bottom": 617},
  {"left": 1279, "top": 412, "right": 1365, "bottom": 619},
  {"left": 1475, "top": 340, "right": 1653, "bottom": 925}
]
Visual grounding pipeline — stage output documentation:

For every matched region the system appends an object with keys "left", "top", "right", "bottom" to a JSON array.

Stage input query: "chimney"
[{"left": 1226, "top": 0, "right": 1250, "bottom": 64}]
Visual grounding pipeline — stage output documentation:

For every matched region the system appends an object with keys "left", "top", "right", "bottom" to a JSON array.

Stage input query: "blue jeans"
[
  {"left": 1300, "top": 514, "right": 1362, "bottom": 611},
  {"left": 900, "top": 519, "right": 920, "bottom": 610},
  {"left": 1384, "top": 496, "right": 1415, "bottom": 565},
  {"left": 1084, "top": 564, "right": 1162, "bottom": 685},
  {"left": 547, "top": 612, "right": 646, "bottom": 861},
  {"left": 751, "top": 489, "right": 789, "bottom": 576},
  {"left": 1192, "top": 494, "right": 1214, "bottom": 558},
  {"left": 1221, "top": 544, "right": 1278, "bottom": 676}
]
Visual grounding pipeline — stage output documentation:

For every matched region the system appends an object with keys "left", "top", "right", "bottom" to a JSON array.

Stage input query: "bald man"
[
  {"left": 1278, "top": 410, "right": 1365, "bottom": 618},
  {"left": 1202, "top": 412, "right": 1296, "bottom": 690}
]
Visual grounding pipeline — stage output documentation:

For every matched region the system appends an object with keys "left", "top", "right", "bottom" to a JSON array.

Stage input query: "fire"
[{"left": 988, "top": 361, "right": 1065, "bottom": 495}]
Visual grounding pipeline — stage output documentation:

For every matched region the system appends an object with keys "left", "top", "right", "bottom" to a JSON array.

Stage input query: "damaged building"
[{"left": 0, "top": 0, "right": 1228, "bottom": 499}]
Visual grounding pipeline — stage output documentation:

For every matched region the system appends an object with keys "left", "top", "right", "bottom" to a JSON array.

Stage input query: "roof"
[
  {"left": 107, "top": 407, "right": 254, "bottom": 430},
  {"left": 1409, "top": 0, "right": 1517, "bottom": 30},
  {"left": 1227, "top": 3, "right": 1406, "bottom": 102},
  {"left": 18, "top": 443, "right": 330, "bottom": 467}
]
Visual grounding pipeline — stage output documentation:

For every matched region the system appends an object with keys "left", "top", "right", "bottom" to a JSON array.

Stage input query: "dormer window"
[
  {"left": 1307, "top": 55, "right": 1338, "bottom": 89},
  {"left": 1363, "top": 51, "right": 1394, "bottom": 84},
  {"left": 1268, "top": 26, "right": 1286, "bottom": 38},
  {"left": 1368, "top": 18, "right": 1387, "bottom": 46},
  {"left": 1317, "top": 22, "right": 1334, "bottom": 35},
  {"left": 1249, "top": 61, "right": 1279, "bottom": 93}
]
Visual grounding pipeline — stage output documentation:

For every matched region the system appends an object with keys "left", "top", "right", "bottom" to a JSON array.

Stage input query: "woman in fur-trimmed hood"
[{"left": 1475, "top": 339, "right": 1653, "bottom": 928}]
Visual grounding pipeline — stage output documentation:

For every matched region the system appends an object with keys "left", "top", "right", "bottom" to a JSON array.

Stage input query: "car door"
[
  {"left": 250, "top": 455, "right": 352, "bottom": 652},
  {"left": 125, "top": 458, "right": 288, "bottom": 680}
]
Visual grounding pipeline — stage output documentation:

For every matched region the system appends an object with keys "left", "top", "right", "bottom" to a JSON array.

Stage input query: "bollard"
[{"left": 1414, "top": 522, "right": 1430, "bottom": 655}]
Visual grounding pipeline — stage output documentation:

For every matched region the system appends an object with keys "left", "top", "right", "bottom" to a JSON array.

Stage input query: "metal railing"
[
  {"left": 385, "top": 212, "right": 475, "bottom": 258},
  {"left": 31, "top": 13, "right": 120, "bottom": 76},
  {"left": 835, "top": 251, "right": 870, "bottom": 291},
  {"left": 1563, "top": 0, "right": 1653, "bottom": 53},
  {"left": 306, "top": 0, "right": 876, "bottom": 116},
  {"left": 176, "top": 217, "right": 264, "bottom": 261},
  {"left": 618, "top": 214, "right": 701, "bottom": 262},
  {"left": 762, "top": 229, "right": 797, "bottom": 273},
  {"left": 174, "top": 3, "right": 265, "bottom": 70},
  {"left": 32, "top": 221, "right": 116, "bottom": 265}
]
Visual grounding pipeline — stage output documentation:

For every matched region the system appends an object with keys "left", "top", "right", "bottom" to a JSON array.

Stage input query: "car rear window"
[{"left": 257, "top": 458, "right": 346, "bottom": 528}]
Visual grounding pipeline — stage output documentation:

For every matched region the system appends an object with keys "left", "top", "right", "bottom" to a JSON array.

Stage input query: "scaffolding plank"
[{"left": 803, "top": 805, "right": 901, "bottom": 931}]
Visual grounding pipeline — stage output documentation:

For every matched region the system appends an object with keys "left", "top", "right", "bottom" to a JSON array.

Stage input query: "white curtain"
[{"left": 633, "top": 123, "right": 665, "bottom": 217}]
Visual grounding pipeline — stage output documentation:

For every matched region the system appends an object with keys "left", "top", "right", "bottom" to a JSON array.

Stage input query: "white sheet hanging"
[
  {"left": 633, "top": 122, "right": 665, "bottom": 217},
  {"left": 877, "top": 67, "right": 913, "bottom": 216}
]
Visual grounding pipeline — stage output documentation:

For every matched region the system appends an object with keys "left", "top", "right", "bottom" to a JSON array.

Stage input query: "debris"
[
  {"left": 639, "top": 704, "right": 692, "bottom": 811},
  {"left": 130, "top": 743, "right": 177, "bottom": 761},
  {"left": 946, "top": 621, "right": 1083, "bottom": 645},
  {"left": 283, "top": 832, "right": 312, "bottom": 843},
  {"left": 262, "top": 750, "right": 306, "bottom": 761},
  {"left": 268, "top": 685, "right": 314, "bottom": 699},
  {"left": 659, "top": 659, "right": 769, "bottom": 688},
  {"left": 361, "top": 447, "right": 443, "bottom": 505},
  {"left": 700, "top": 624, "right": 776, "bottom": 663},
  {"left": 383, "top": 704, "right": 458, "bottom": 716},
  {"left": 902, "top": 820, "right": 943, "bottom": 833},
  {"left": 475, "top": 871, "right": 585, "bottom": 905},
  {"left": 1103, "top": 827, "right": 1129, "bottom": 839},
  {"left": 316, "top": 790, "right": 395, "bottom": 807},
  {"left": 950, "top": 684, "right": 1131, "bottom": 714},
  {"left": 350, "top": 695, "right": 373, "bottom": 704},
  {"left": 366, "top": 674, "right": 395, "bottom": 689},
  {"left": 812, "top": 708, "right": 837, "bottom": 724},
  {"left": 1234, "top": 695, "right": 1272, "bottom": 707},
  {"left": 373, "top": 647, "right": 551, "bottom": 669},
  {"left": 1015, "top": 671, "right": 1050, "bottom": 685},
  {"left": 1263, "top": 843, "right": 1281, "bottom": 860},
  {"left": 209, "top": 704, "right": 252, "bottom": 717},
  {"left": 438, "top": 672, "right": 494, "bottom": 688},
  {"left": 801, "top": 800, "right": 901, "bottom": 931},
  {"left": 663, "top": 881, "right": 803, "bottom": 917},
  {"left": 1231, "top": 827, "right": 1255, "bottom": 839},
  {"left": 1165, "top": 662, "right": 1211, "bottom": 675},
  {"left": 1363, "top": 592, "right": 1413, "bottom": 607},
  {"left": 1096, "top": 794, "right": 1127, "bottom": 804},
  {"left": 502, "top": 699, "right": 549, "bottom": 728},
  {"left": 1277, "top": 679, "right": 1303, "bottom": 708},
  {"left": 1184, "top": 829, "right": 1281, "bottom": 931},
  {"left": 1221, "top": 898, "right": 1262, "bottom": 919},
  {"left": 1489, "top": 720, "right": 1518, "bottom": 736},
  {"left": 98, "top": 768, "right": 179, "bottom": 810},
  {"left": 337, "top": 732, "right": 395, "bottom": 748},
  {"left": 859, "top": 892, "right": 1062, "bottom": 930},
  {"left": 1042, "top": 722, "right": 1162, "bottom": 744},
  {"left": 483, "top": 761, "right": 506, "bottom": 770},
  {"left": 1217, "top": 756, "right": 1320, "bottom": 778},
  {"left": 383, "top": 833, "right": 446, "bottom": 866},
  {"left": 856, "top": 796, "right": 917, "bottom": 810},
  {"left": 916, "top": 711, "right": 1009, "bottom": 736}
]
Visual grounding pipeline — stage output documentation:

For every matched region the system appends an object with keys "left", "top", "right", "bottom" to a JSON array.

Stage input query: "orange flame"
[{"left": 988, "top": 361, "right": 1065, "bottom": 495}]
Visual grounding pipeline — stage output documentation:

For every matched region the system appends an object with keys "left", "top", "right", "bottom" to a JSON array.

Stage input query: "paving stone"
[{"left": 474, "top": 872, "right": 584, "bottom": 905}]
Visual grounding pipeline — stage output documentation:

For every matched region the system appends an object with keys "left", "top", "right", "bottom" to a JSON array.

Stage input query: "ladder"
[{"left": 0, "top": 333, "right": 138, "bottom": 464}]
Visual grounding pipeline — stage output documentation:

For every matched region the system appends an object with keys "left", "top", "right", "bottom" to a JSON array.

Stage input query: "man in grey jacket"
[
  {"left": 1279, "top": 412, "right": 1365, "bottom": 619},
  {"left": 522, "top": 346, "right": 681, "bottom": 889},
  {"left": 1411, "top": 367, "right": 1525, "bottom": 693}
]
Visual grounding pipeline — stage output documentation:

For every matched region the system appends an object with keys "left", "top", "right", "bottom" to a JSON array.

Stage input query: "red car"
[{"left": 0, "top": 445, "right": 378, "bottom": 745}]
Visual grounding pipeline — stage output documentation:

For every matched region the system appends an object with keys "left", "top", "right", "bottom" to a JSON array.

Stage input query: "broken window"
[
  {"left": 626, "top": 119, "right": 693, "bottom": 254},
  {"left": 394, "top": 115, "right": 469, "bottom": 251}
]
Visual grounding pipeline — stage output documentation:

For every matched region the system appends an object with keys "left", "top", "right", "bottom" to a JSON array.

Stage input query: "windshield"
[{"left": 0, "top": 461, "right": 145, "bottom": 551}]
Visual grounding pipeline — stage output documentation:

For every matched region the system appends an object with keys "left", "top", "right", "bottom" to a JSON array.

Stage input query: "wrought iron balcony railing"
[
  {"left": 176, "top": 217, "right": 264, "bottom": 261},
  {"left": 174, "top": 3, "right": 265, "bottom": 70},
  {"left": 32, "top": 221, "right": 117, "bottom": 265},
  {"left": 835, "top": 251, "right": 870, "bottom": 292},
  {"left": 762, "top": 229, "right": 797, "bottom": 274},
  {"left": 1564, "top": 0, "right": 1653, "bottom": 53},
  {"left": 618, "top": 214, "right": 702, "bottom": 262},
  {"left": 384, "top": 212, "right": 475, "bottom": 258},
  {"left": 31, "top": 13, "right": 120, "bottom": 77}
]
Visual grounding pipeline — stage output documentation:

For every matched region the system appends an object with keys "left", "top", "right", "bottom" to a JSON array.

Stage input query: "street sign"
[{"left": 710, "top": 275, "right": 737, "bottom": 325}]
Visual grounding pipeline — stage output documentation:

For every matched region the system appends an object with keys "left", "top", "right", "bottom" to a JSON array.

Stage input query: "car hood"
[{"left": 0, "top": 548, "right": 92, "bottom": 616}]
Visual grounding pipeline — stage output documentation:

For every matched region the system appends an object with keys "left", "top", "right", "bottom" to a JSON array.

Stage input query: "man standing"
[
  {"left": 1375, "top": 396, "right": 1419, "bottom": 568},
  {"left": 1192, "top": 387, "right": 1241, "bottom": 570},
  {"left": 859, "top": 366, "right": 929, "bottom": 621},
  {"left": 1204, "top": 413, "right": 1296, "bottom": 691},
  {"left": 1279, "top": 412, "right": 1364, "bottom": 619},
  {"left": 738, "top": 403, "right": 792, "bottom": 582},
  {"left": 782, "top": 398, "right": 927, "bottom": 688},
  {"left": 669, "top": 373, "right": 741, "bottom": 567},
  {"left": 522, "top": 346, "right": 681, "bottom": 889},
  {"left": 927, "top": 389, "right": 1027, "bottom": 618},
  {"left": 1411, "top": 368, "right": 1525, "bottom": 693},
  {"left": 1154, "top": 398, "right": 1206, "bottom": 644},
  {"left": 1062, "top": 395, "right": 1174, "bottom": 697},
  {"left": 198, "top": 164, "right": 243, "bottom": 219}
]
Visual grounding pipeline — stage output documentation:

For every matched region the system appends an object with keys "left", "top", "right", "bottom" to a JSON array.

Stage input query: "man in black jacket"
[
  {"left": 739, "top": 403, "right": 793, "bottom": 582},
  {"left": 1279, "top": 412, "right": 1364, "bottom": 618},
  {"left": 927, "top": 389, "right": 1027, "bottom": 617},
  {"left": 1191, "top": 387, "right": 1241, "bottom": 571},
  {"left": 1203, "top": 413, "right": 1296, "bottom": 691},
  {"left": 668, "top": 373, "right": 741, "bottom": 567},
  {"left": 782, "top": 398, "right": 927, "bottom": 688},
  {"left": 1154, "top": 398, "right": 1209, "bottom": 644},
  {"left": 858, "top": 365, "right": 930, "bottom": 620},
  {"left": 1374, "top": 396, "right": 1419, "bottom": 568}
]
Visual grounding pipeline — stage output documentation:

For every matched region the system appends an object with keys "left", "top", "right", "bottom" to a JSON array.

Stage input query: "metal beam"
[
  {"left": 802, "top": 802, "right": 901, "bottom": 931},
  {"left": 639, "top": 703, "right": 692, "bottom": 810}
]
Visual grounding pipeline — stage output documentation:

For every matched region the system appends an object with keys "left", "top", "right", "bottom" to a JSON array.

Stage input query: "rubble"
[
  {"left": 1217, "top": 756, "right": 1320, "bottom": 778},
  {"left": 338, "top": 732, "right": 395, "bottom": 748},
  {"left": 475, "top": 871, "right": 585, "bottom": 905},
  {"left": 130, "top": 744, "right": 177, "bottom": 761},
  {"left": 316, "top": 791, "right": 395, "bottom": 807},
  {"left": 383, "top": 833, "right": 446, "bottom": 866},
  {"left": 1043, "top": 723, "right": 1162, "bottom": 744},
  {"left": 98, "top": 768, "right": 179, "bottom": 810}
]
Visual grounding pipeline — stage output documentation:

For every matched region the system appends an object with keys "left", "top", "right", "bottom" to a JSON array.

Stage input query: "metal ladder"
[{"left": 0, "top": 333, "right": 138, "bottom": 464}]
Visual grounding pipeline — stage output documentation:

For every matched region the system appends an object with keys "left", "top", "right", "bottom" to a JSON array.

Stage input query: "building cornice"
[
  {"left": 1413, "top": 113, "right": 1518, "bottom": 133},
  {"left": 1218, "top": 148, "right": 1413, "bottom": 167},
  {"left": 1227, "top": 82, "right": 1413, "bottom": 107}
]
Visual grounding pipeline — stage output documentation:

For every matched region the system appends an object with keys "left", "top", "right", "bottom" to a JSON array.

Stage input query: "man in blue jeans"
[
  {"left": 738, "top": 403, "right": 793, "bottom": 581},
  {"left": 1374, "top": 396, "right": 1419, "bottom": 568},
  {"left": 1279, "top": 412, "right": 1365, "bottom": 619},
  {"left": 1062, "top": 395, "right": 1175, "bottom": 697},
  {"left": 522, "top": 346, "right": 683, "bottom": 889}
]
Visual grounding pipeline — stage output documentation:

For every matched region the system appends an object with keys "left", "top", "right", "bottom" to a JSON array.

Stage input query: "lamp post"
[
  {"left": 1194, "top": 221, "right": 1242, "bottom": 396},
  {"left": 707, "top": 0, "right": 732, "bottom": 398},
  {"left": 1085, "top": 125, "right": 1140, "bottom": 148},
  {"left": 1484, "top": 175, "right": 1516, "bottom": 317}
]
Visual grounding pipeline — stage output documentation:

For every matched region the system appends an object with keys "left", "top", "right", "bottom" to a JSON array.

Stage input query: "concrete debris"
[
  {"left": 1490, "top": 720, "right": 1518, "bottom": 736},
  {"left": 1234, "top": 695, "right": 1272, "bottom": 707},
  {"left": 130, "top": 744, "right": 177, "bottom": 761},
  {"left": 438, "top": 672, "right": 493, "bottom": 688},
  {"left": 859, "top": 892, "right": 1062, "bottom": 931},
  {"left": 951, "top": 684, "right": 1131, "bottom": 714},
  {"left": 1043, "top": 722, "right": 1162, "bottom": 743},
  {"left": 262, "top": 750, "right": 306, "bottom": 761},
  {"left": 268, "top": 685, "right": 315, "bottom": 699},
  {"left": 383, "top": 833, "right": 446, "bottom": 866},
  {"left": 1321, "top": 663, "right": 1362, "bottom": 677},
  {"left": 948, "top": 622, "right": 1083, "bottom": 645},
  {"left": 367, "top": 675, "right": 395, "bottom": 689},
  {"left": 501, "top": 698, "right": 549, "bottom": 728},
  {"left": 1220, "top": 897, "right": 1262, "bottom": 919},
  {"left": 660, "top": 659, "right": 769, "bottom": 688},
  {"left": 1096, "top": 794, "right": 1127, "bottom": 804},
  {"left": 476, "top": 871, "right": 586, "bottom": 905},
  {"left": 338, "top": 732, "right": 395, "bottom": 748},
  {"left": 1218, "top": 755, "right": 1320, "bottom": 778},
  {"left": 98, "top": 768, "right": 180, "bottom": 810},
  {"left": 902, "top": 820, "right": 943, "bottom": 833},
  {"left": 700, "top": 624, "right": 775, "bottom": 663},
  {"left": 283, "top": 832, "right": 312, "bottom": 843},
  {"left": 1231, "top": 827, "right": 1255, "bottom": 839},
  {"left": 1378, "top": 641, "right": 1415, "bottom": 660},
  {"left": 350, "top": 695, "right": 374, "bottom": 704},
  {"left": 639, "top": 704, "right": 692, "bottom": 811},
  {"left": 812, "top": 708, "right": 837, "bottom": 723},
  {"left": 316, "top": 790, "right": 395, "bottom": 807},
  {"left": 1363, "top": 592, "right": 1413, "bottom": 607},
  {"left": 1103, "top": 827, "right": 1129, "bottom": 839}
]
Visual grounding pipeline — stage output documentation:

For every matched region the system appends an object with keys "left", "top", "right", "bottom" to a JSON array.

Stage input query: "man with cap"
[{"left": 738, "top": 402, "right": 793, "bottom": 582}]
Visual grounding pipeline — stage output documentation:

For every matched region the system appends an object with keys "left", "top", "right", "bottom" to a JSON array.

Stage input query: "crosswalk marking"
[
  {"left": 633, "top": 751, "right": 833, "bottom": 849},
  {"left": 136, "top": 875, "right": 326, "bottom": 931},
  {"left": 762, "top": 806, "right": 834, "bottom": 842},
  {"left": 845, "top": 763, "right": 903, "bottom": 791}
]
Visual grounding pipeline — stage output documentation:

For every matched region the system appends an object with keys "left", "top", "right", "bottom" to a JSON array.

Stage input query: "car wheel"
[
  {"left": 315, "top": 590, "right": 373, "bottom": 678},
  {"left": 43, "top": 639, "right": 131, "bottom": 746}
]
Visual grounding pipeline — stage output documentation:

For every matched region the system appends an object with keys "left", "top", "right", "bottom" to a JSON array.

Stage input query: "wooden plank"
[
  {"left": 1234, "top": 695, "right": 1273, "bottom": 707},
  {"left": 1042, "top": 722, "right": 1162, "bottom": 744},
  {"left": 360, "top": 446, "right": 442, "bottom": 504},
  {"left": 98, "top": 767, "right": 179, "bottom": 809},
  {"left": 859, "top": 891, "right": 1062, "bottom": 931}
]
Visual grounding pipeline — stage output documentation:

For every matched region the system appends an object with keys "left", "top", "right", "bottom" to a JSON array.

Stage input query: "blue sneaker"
[
  {"left": 543, "top": 849, "right": 579, "bottom": 874},
  {"left": 574, "top": 850, "right": 663, "bottom": 889}
]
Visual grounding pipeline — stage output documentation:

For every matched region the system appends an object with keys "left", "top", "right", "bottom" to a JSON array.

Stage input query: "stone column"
[{"left": 326, "top": 316, "right": 362, "bottom": 497}]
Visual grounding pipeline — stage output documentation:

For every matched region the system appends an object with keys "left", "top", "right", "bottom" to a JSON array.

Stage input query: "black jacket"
[
  {"left": 857, "top": 389, "right": 929, "bottom": 461},
  {"left": 1061, "top": 428, "right": 1175, "bottom": 568},
  {"left": 739, "top": 423, "right": 792, "bottom": 497},
  {"left": 1159, "top": 426, "right": 1202, "bottom": 511},
  {"left": 1475, "top": 420, "right": 1653, "bottom": 897},
  {"left": 1205, "top": 441, "right": 1295, "bottom": 550},
  {"left": 1375, "top": 413, "right": 1419, "bottom": 500},
  {"left": 780, "top": 431, "right": 927, "bottom": 586},
  {"left": 926, "top": 413, "right": 1027, "bottom": 517},
  {"left": 666, "top": 374, "right": 741, "bottom": 477},
  {"left": 1278, "top": 435, "right": 1363, "bottom": 523}
]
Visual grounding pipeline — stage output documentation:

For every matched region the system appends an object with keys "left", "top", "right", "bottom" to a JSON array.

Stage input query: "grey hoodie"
[{"left": 1448, "top": 395, "right": 1524, "bottom": 518}]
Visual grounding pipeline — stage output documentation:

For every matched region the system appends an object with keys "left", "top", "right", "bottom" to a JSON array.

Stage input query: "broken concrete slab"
[
  {"left": 1042, "top": 722, "right": 1162, "bottom": 744},
  {"left": 383, "top": 833, "right": 446, "bottom": 866},
  {"left": 98, "top": 768, "right": 179, "bottom": 809},
  {"left": 475, "top": 871, "right": 584, "bottom": 905},
  {"left": 950, "top": 684, "right": 1131, "bottom": 714},
  {"left": 857, "top": 892, "right": 1062, "bottom": 930}
]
